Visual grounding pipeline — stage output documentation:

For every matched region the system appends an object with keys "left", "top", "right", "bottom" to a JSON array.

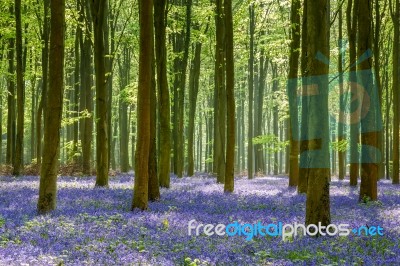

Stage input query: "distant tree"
[
  {"left": 247, "top": 3, "right": 255, "bottom": 180},
  {"left": 37, "top": 0, "right": 65, "bottom": 214}
]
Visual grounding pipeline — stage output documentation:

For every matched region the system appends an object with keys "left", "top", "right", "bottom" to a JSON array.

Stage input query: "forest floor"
[{"left": 0, "top": 174, "right": 399, "bottom": 265}]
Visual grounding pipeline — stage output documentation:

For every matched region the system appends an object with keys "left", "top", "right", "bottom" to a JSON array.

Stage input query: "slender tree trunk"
[
  {"left": 391, "top": 0, "right": 400, "bottom": 184},
  {"left": 187, "top": 33, "right": 202, "bottom": 176},
  {"left": 148, "top": 51, "right": 160, "bottom": 201},
  {"left": 132, "top": 0, "right": 153, "bottom": 210},
  {"left": 6, "top": 35, "right": 15, "bottom": 166},
  {"left": 118, "top": 46, "right": 130, "bottom": 172},
  {"left": 214, "top": 0, "right": 226, "bottom": 183},
  {"left": 287, "top": 0, "right": 300, "bottom": 186},
  {"left": 13, "top": 0, "right": 25, "bottom": 175},
  {"left": 171, "top": 0, "right": 191, "bottom": 178},
  {"left": 247, "top": 4, "right": 254, "bottom": 179},
  {"left": 73, "top": 24, "right": 80, "bottom": 164},
  {"left": 37, "top": 0, "right": 65, "bottom": 214},
  {"left": 256, "top": 51, "right": 267, "bottom": 174},
  {"left": 80, "top": 1, "right": 93, "bottom": 175},
  {"left": 224, "top": 0, "right": 235, "bottom": 192},
  {"left": 298, "top": 0, "right": 308, "bottom": 193},
  {"left": 272, "top": 64, "right": 279, "bottom": 175},
  {"left": 338, "top": 6, "right": 345, "bottom": 180},
  {"left": 36, "top": 0, "right": 50, "bottom": 168},
  {"left": 359, "top": 0, "right": 379, "bottom": 198},
  {"left": 187, "top": 42, "right": 202, "bottom": 176},
  {"left": 90, "top": 0, "right": 109, "bottom": 186},
  {"left": 375, "top": 0, "right": 384, "bottom": 179},
  {"left": 154, "top": 0, "right": 171, "bottom": 187},
  {"left": 348, "top": 0, "right": 360, "bottom": 186}
]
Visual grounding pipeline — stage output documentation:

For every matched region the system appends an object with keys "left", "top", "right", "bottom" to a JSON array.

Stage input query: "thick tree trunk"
[
  {"left": 305, "top": 0, "right": 331, "bottom": 228},
  {"left": 132, "top": 0, "right": 153, "bottom": 210},
  {"left": 37, "top": 0, "right": 65, "bottom": 214}
]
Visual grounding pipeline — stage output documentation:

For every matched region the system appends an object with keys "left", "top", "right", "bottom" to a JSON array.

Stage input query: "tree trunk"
[
  {"left": 338, "top": 5, "right": 345, "bottom": 180},
  {"left": 272, "top": 64, "right": 279, "bottom": 175},
  {"left": 13, "top": 0, "right": 25, "bottom": 176},
  {"left": 348, "top": 0, "right": 360, "bottom": 186},
  {"left": 305, "top": 0, "right": 331, "bottom": 228},
  {"left": 90, "top": 0, "right": 109, "bottom": 186},
  {"left": 187, "top": 39, "right": 202, "bottom": 176},
  {"left": 287, "top": 0, "right": 300, "bottom": 187},
  {"left": 154, "top": 0, "right": 171, "bottom": 187},
  {"left": 359, "top": 0, "right": 379, "bottom": 199},
  {"left": 6, "top": 35, "right": 15, "bottom": 166},
  {"left": 118, "top": 46, "right": 130, "bottom": 173},
  {"left": 256, "top": 51, "right": 267, "bottom": 174},
  {"left": 171, "top": 0, "right": 191, "bottom": 178},
  {"left": 391, "top": 0, "right": 400, "bottom": 184},
  {"left": 148, "top": 51, "right": 160, "bottom": 201},
  {"left": 80, "top": 1, "right": 93, "bottom": 175},
  {"left": 132, "top": 0, "right": 153, "bottom": 210},
  {"left": 224, "top": 0, "right": 235, "bottom": 192},
  {"left": 214, "top": 0, "right": 226, "bottom": 183},
  {"left": 247, "top": 4, "right": 254, "bottom": 179},
  {"left": 37, "top": 0, "right": 65, "bottom": 214},
  {"left": 298, "top": 0, "right": 308, "bottom": 193}
]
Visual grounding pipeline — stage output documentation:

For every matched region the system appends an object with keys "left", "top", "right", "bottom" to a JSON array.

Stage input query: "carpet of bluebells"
[{"left": 0, "top": 174, "right": 399, "bottom": 265}]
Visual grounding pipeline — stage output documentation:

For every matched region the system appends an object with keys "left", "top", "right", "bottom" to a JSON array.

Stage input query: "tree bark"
[
  {"left": 132, "top": 0, "right": 153, "bottom": 210},
  {"left": 13, "top": 0, "right": 25, "bottom": 175},
  {"left": 187, "top": 39, "right": 202, "bottom": 176},
  {"left": 359, "top": 0, "right": 379, "bottom": 198},
  {"left": 154, "top": 0, "right": 171, "bottom": 187},
  {"left": 247, "top": 4, "right": 254, "bottom": 179},
  {"left": 305, "top": 0, "right": 331, "bottom": 228},
  {"left": 287, "top": 0, "right": 301, "bottom": 186},
  {"left": 224, "top": 0, "right": 235, "bottom": 193},
  {"left": 37, "top": 0, "right": 65, "bottom": 214},
  {"left": 391, "top": 0, "right": 400, "bottom": 184},
  {"left": 90, "top": 0, "right": 109, "bottom": 186}
]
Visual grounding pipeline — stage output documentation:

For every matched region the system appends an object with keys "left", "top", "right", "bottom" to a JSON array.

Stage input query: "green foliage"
[
  {"left": 330, "top": 139, "right": 348, "bottom": 152},
  {"left": 253, "top": 134, "right": 289, "bottom": 153}
]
